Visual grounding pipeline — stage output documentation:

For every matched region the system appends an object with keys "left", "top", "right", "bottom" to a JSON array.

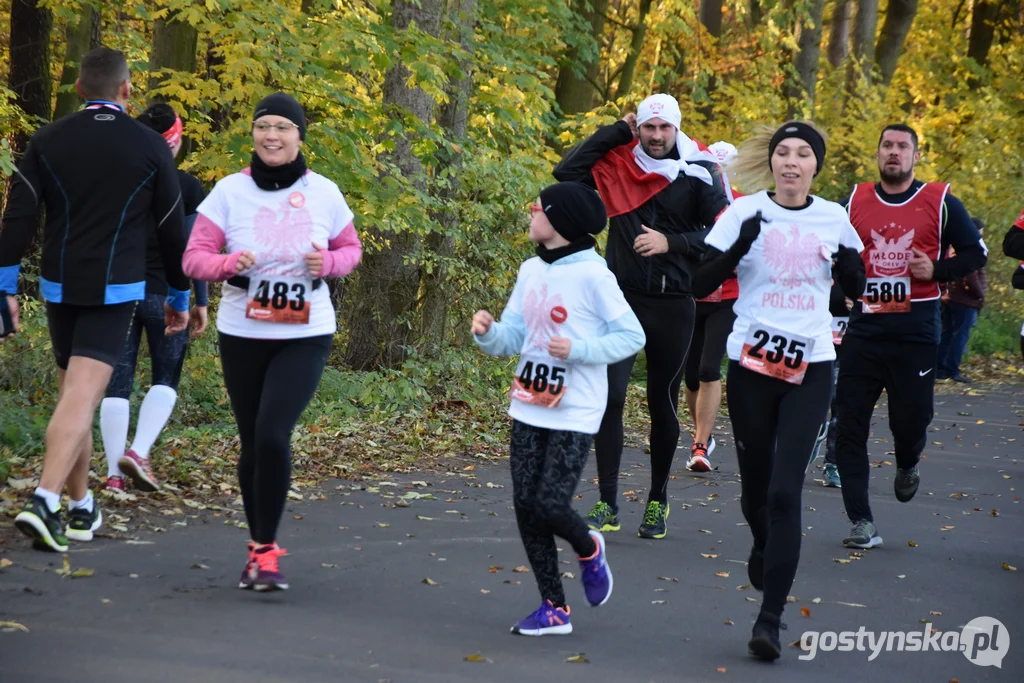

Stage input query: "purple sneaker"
[
  {"left": 579, "top": 530, "right": 613, "bottom": 606},
  {"left": 510, "top": 600, "right": 573, "bottom": 636},
  {"left": 250, "top": 543, "right": 289, "bottom": 591},
  {"left": 238, "top": 542, "right": 256, "bottom": 589}
]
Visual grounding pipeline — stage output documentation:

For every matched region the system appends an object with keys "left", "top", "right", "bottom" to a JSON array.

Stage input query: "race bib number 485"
[
  {"left": 509, "top": 357, "right": 570, "bottom": 408},
  {"left": 245, "top": 276, "right": 310, "bottom": 324},
  {"left": 862, "top": 276, "right": 910, "bottom": 314},
  {"left": 740, "top": 324, "right": 815, "bottom": 385}
]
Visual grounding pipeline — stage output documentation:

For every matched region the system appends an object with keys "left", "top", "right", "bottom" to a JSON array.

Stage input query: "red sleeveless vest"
[{"left": 847, "top": 181, "right": 947, "bottom": 301}]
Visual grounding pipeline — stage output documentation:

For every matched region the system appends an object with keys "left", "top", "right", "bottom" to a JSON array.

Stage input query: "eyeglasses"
[{"left": 253, "top": 121, "right": 299, "bottom": 133}]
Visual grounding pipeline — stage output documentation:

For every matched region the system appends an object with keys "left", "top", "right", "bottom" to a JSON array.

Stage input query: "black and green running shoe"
[
  {"left": 66, "top": 504, "right": 103, "bottom": 542},
  {"left": 15, "top": 494, "right": 69, "bottom": 552},
  {"left": 638, "top": 500, "right": 670, "bottom": 539},
  {"left": 585, "top": 501, "right": 620, "bottom": 532}
]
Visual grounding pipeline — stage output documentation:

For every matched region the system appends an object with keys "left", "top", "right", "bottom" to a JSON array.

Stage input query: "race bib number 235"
[
  {"left": 740, "top": 324, "right": 815, "bottom": 385},
  {"left": 245, "top": 276, "right": 310, "bottom": 324}
]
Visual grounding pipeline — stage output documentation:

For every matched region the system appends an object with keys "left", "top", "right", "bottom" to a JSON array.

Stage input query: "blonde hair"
[{"left": 724, "top": 120, "right": 828, "bottom": 194}]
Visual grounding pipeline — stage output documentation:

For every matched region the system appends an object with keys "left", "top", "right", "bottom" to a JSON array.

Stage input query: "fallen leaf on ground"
[
  {"left": 657, "top": 576, "right": 679, "bottom": 582},
  {"left": 941, "top": 525, "right": 955, "bottom": 531},
  {"left": 565, "top": 654, "right": 589, "bottom": 663},
  {"left": 836, "top": 602, "right": 867, "bottom": 607},
  {"left": 930, "top": 611, "right": 942, "bottom": 615},
  {"left": 513, "top": 566, "right": 530, "bottom": 573},
  {"left": 812, "top": 598, "right": 822, "bottom": 604},
  {"left": 561, "top": 572, "right": 575, "bottom": 579},
  {"left": 716, "top": 667, "right": 727, "bottom": 673},
  {"left": 651, "top": 600, "right": 667, "bottom": 605},
  {"left": 908, "top": 541, "right": 918, "bottom": 547},
  {"left": 415, "top": 515, "right": 436, "bottom": 521},
  {"left": 715, "top": 572, "right": 730, "bottom": 578},
  {"left": 191, "top": 564, "right": 209, "bottom": 570},
  {"left": 489, "top": 566, "right": 503, "bottom": 573},
  {"left": 0, "top": 558, "right": 11, "bottom": 569},
  {"left": 1003, "top": 563, "right": 1017, "bottom": 571},
  {"left": 0, "top": 621, "right": 29, "bottom": 632},
  {"left": 480, "top": 589, "right": 490, "bottom": 594},
  {"left": 701, "top": 553, "right": 718, "bottom": 559},
  {"left": 724, "top": 619, "right": 734, "bottom": 625},
  {"left": 463, "top": 654, "right": 490, "bottom": 663},
  {"left": 377, "top": 523, "right": 390, "bottom": 528},
  {"left": 698, "top": 529, "right": 713, "bottom": 535},
  {"left": 745, "top": 597, "right": 758, "bottom": 602},
  {"left": 897, "top": 574, "right": 906, "bottom": 579},
  {"left": 991, "top": 509, "right": 999, "bottom": 517},
  {"left": 422, "top": 578, "right": 439, "bottom": 586},
  {"left": 800, "top": 607, "right": 811, "bottom": 617},
  {"left": 834, "top": 559, "right": 851, "bottom": 564},
  {"left": 70, "top": 568, "right": 94, "bottom": 578},
  {"left": 321, "top": 563, "right": 338, "bottom": 568}
]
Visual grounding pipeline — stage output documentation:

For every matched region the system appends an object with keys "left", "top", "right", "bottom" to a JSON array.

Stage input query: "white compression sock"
[
  {"left": 129, "top": 385, "right": 178, "bottom": 459},
  {"left": 69, "top": 490, "right": 94, "bottom": 513},
  {"left": 100, "top": 397, "right": 131, "bottom": 478},
  {"left": 33, "top": 487, "right": 61, "bottom": 513}
]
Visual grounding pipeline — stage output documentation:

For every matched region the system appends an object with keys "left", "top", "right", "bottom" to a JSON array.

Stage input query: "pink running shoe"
[
  {"left": 104, "top": 475, "right": 126, "bottom": 492},
  {"left": 118, "top": 450, "right": 160, "bottom": 492},
  {"left": 250, "top": 544, "right": 289, "bottom": 592}
]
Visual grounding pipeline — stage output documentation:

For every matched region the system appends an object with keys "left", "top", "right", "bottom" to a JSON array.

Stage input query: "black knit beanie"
[
  {"left": 538, "top": 181, "right": 607, "bottom": 241},
  {"left": 137, "top": 102, "right": 177, "bottom": 134},
  {"left": 769, "top": 122, "right": 826, "bottom": 176},
  {"left": 253, "top": 92, "right": 306, "bottom": 140}
]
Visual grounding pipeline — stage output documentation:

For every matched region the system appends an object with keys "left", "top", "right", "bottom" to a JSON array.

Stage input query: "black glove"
[
  {"left": 738, "top": 211, "right": 765, "bottom": 244},
  {"left": 833, "top": 246, "right": 862, "bottom": 275},
  {"left": 833, "top": 245, "right": 866, "bottom": 301}
]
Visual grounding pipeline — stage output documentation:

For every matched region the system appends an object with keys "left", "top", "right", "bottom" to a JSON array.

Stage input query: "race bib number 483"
[
  {"left": 862, "top": 276, "right": 910, "bottom": 314},
  {"left": 740, "top": 324, "right": 815, "bottom": 385},
  {"left": 245, "top": 276, "right": 311, "bottom": 324},
  {"left": 509, "top": 357, "right": 570, "bottom": 408}
]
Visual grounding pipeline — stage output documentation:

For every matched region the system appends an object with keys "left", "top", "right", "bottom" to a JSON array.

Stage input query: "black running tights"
[
  {"left": 726, "top": 360, "right": 833, "bottom": 619},
  {"left": 595, "top": 292, "right": 695, "bottom": 506},
  {"left": 219, "top": 333, "right": 332, "bottom": 544},
  {"left": 510, "top": 421, "right": 597, "bottom": 608}
]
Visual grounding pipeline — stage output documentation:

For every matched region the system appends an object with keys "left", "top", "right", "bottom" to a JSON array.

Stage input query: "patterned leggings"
[{"left": 510, "top": 420, "right": 597, "bottom": 608}]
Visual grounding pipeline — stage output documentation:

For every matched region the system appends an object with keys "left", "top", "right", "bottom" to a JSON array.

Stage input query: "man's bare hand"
[
  {"left": 165, "top": 303, "right": 189, "bottom": 336},
  {"left": 548, "top": 337, "right": 572, "bottom": 360},
  {"left": 909, "top": 248, "right": 935, "bottom": 281},
  {"left": 471, "top": 310, "right": 494, "bottom": 336},
  {"left": 634, "top": 225, "right": 669, "bottom": 256},
  {"left": 622, "top": 112, "right": 639, "bottom": 140}
]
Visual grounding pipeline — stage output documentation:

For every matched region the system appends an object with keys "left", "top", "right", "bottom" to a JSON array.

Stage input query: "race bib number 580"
[
  {"left": 740, "top": 324, "right": 815, "bottom": 385},
  {"left": 509, "top": 357, "right": 570, "bottom": 408},
  {"left": 862, "top": 276, "right": 910, "bottom": 314},
  {"left": 245, "top": 276, "right": 311, "bottom": 324}
]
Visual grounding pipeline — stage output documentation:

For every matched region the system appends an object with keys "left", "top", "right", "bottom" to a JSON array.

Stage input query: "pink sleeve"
[
  {"left": 320, "top": 221, "right": 362, "bottom": 278},
  {"left": 182, "top": 214, "right": 241, "bottom": 282}
]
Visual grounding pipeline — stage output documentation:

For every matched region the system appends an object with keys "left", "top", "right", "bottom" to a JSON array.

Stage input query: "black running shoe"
[
  {"left": 748, "top": 612, "right": 782, "bottom": 661},
  {"left": 15, "top": 495, "right": 69, "bottom": 552},
  {"left": 637, "top": 501, "right": 669, "bottom": 539},
  {"left": 894, "top": 465, "right": 920, "bottom": 502},
  {"left": 66, "top": 504, "right": 103, "bottom": 542}
]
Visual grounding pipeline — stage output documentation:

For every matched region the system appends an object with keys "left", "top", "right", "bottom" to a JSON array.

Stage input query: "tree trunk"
[
  {"left": 344, "top": 0, "right": 445, "bottom": 370},
  {"left": 697, "top": 0, "right": 723, "bottom": 121},
  {"left": 419, "top": 0, "right": 477, "bottom": 355},
  {"left": 827, "top": 0, "right": 851, "bottom": 67},
  {"left": 875, "top": 0, "right": 918, "bottom": 86},
  {"left": 54, "top": 6, "right": 102, "bottom": 120},
  {"left": 9, "top": 0, "right": 53, "bottom": 130},
  {"left": 750, "top": 0, "right": 762, "bottom": 26},
  {"left": 848, "top": 0, "right": 879, "bottom": 86},
  {"left": 615, "top": 0, "right": 655, "bottom": 99},
  {"left": 205, "top": 42, "right": 228, "bottom": 133},
  {"left": 699, "top": 0, "right": 723, "bottom": 39},
  {"left": 555, "top": 0, "right": 610, "bottom": 115},
  {"left": 149, "top": 13, "right": 199, "bottom": 95},
  {"left": 786, "top": 0, "right": 827, "bottom": 118}
]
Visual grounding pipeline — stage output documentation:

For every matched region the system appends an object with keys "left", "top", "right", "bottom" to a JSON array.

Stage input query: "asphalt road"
[{"left": 1, "top": 385, "right": 1021, "bottom": 683}]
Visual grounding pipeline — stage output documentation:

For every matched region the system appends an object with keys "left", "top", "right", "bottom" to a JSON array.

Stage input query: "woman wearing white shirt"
[
  {"left": 184, "top": 93, "right": 362, "bottom": 592},
  {"left": 693, "top": 121, "right": 865, "bottom": 661}
]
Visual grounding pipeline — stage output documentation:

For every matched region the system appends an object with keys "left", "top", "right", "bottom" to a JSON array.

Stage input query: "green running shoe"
[
  {"left": 585, "top": 500, "right": 620, "bottom": 532},
  {"left": 638, "top": 500, "right": 670, "bottom": 539}
]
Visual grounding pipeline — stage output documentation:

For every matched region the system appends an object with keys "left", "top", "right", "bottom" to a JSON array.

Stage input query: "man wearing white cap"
[{"left": 554, "top": 93, "right": 730, "bottom": 540}]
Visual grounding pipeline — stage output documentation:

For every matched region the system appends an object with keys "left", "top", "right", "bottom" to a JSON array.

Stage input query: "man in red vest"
[
  {"left": 553, "top": 94, "right": 729, "bottom": 539},
  {"left": 836, "top": 124, "right": 987, "bottom": 550}
]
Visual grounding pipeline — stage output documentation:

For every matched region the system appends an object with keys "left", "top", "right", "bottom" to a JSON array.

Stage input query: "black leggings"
[
  {"left": 726, "top": 360, "right": 833, "bottom": 619},
  {"left": 219, "top": 332, "right": 332, "bottom": 544},
  {"left": 684, "top": 300, "right": 736, "bottom": 392},
  {"left": 595, "top": 292, "right": 695, "bottom": 506},
  {"left": 107, "top": 294, "right": 190, "bottom": 399},
  {"left": 510, "top": 421, "right": 597, "bottom": 608}
]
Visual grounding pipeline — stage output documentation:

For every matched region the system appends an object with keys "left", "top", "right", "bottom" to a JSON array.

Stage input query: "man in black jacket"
[
  {"left": 553, "top": 93, "right": 729, "bottom": 539},
  {"left": 0, "top": 48, "right": 190, "bottom": 552}
]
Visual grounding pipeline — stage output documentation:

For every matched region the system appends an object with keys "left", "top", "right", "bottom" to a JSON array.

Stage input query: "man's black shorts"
[{"left": 46, "top": 302, "right": 138, "bottom": 370}]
